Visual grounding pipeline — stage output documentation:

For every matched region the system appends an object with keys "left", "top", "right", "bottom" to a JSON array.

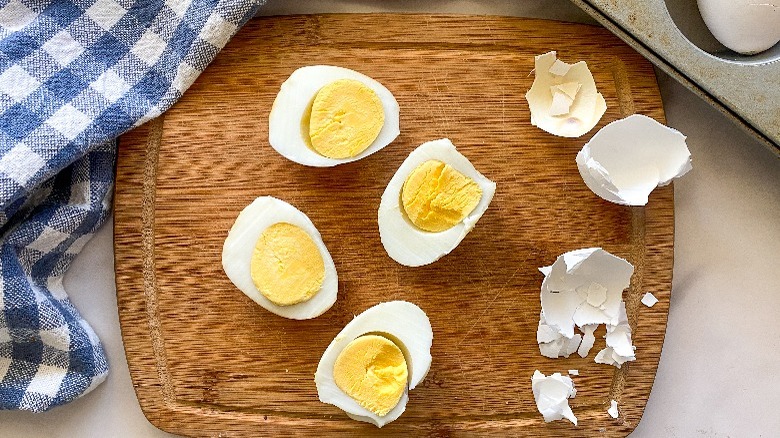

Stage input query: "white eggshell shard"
[
  {"left": 378, "top": 138, "right": 496, "bottom": 267},
  {"left": 268, "top": 65, "right": 400, "bottom": 167},
  {"left": 531, "top": 371, "right": 578, "bottom": 425},
  {"left": 577, "top": 324, "right": 597, "bottom": 358},
  {"left": 641, "top": 292, "right": 659, "bottom": 308},
  {"left": 595, "top": 302, "right": 636, "bottom": 368},
  {"left": 537, "top": 312, "right": 582, "bottom": 359},
  {"left": 539, "top": 248, "right": 634, "bottom": 339},
  {"left": 608, "top": 400, "right": 619, "bottom": 419},
  {"left": 314, "top": 301, "right": 433, "bottom": 428},
  {"left": 221, "top": 196, "right": 337, "bottom": 320},
  {"left": 576, "top": 114, "right": 692, "bottom": 206},
  {"left": 525, "top": 51, "right": 607, "bottom": 138}
]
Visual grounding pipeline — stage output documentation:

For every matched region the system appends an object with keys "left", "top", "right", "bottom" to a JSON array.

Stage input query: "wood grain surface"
[{"left": 115, "top": 14, "right": 672, "bottom": 437}]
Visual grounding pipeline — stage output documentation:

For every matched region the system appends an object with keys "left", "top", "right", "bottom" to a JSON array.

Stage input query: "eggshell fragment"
[
  {"left": 532, "top": 371, "right": 578, "bottom": 425},
  {"left": 568, "top": 369, "right": 579, "bottom": 376},
  {"left": 537, "top": 248, "right": 634, "bottom": 361},
  {"left": 525, "top": 51, "right": 607, "bottom": 138},
  {"left": 538, "top": 312, "right": 583, "bottom": 359},
  {"left": 595, "top": 302, "right": 636, "bottom": 368},
  {"left": 641, "top": 292, "right": 659, "bottom": 308},
  {"left": 608, "top": 400, "right": 619, "bottom": 419},
  {"left": 577, "top": 324, "right": 597, "bottom": 358},
  {"left": 576, "top": 114, "right": 692, "bottom": 206},
  {"left": 540, "top": 248, "right": 634, "bottom": 337}
]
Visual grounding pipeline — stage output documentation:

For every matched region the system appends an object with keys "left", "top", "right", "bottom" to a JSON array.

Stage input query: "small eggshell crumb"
[
  {"left": 608, "top": 400, "right": 619, "bottom": 419},
  {"left": 641, "top": 292, "right": 659, "bottom": 308},
  {"left": 568, "top": 369, "right": 579, "bottom": 376},
  {"left": 595, "top": 303, "right": 636, "bottom": 368},
  {"left": 577, "top": 324, "right": 598, "bottom": 358}
]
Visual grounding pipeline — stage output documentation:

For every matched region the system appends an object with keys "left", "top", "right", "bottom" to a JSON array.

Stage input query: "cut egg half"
[
  {"left": 378, "top": 138, "right": 496, "bottom": 267},
  {"left": 222, "top": 196, "right": 338, "bottom": 320},
  {"left": 268, "top": 65, "right": 400, "bottom": 167},
  {"left": 315, "top": 301, "right": 433, "bottom": 427}
]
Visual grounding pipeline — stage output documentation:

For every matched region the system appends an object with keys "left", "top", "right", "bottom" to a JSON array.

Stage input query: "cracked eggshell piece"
[
  {"left": 539, "top": 248, "right": 634, "bottom": 339},
  {"left": 314, "top": 301, "right": 433, "bottom": 427},
  {"left": 641, "top": 292, "right": 659, "bottom": 308},
  {"left": 608, "top": 400, "right": 619, "bottom": 419},
  {"left": 577, "top": 324, "right": 598, "bottom": 358},
  {"left": 378, "top": 139, "right": 496, "bottom": 267},
  {"left": 607, "top": 400, "right": 618, "bottom": 418},
  {"left": 538, "top": 312, "right": 582, "bottom": 359},
  {"left": 268, "top": 65, "right": 400, "bottom": 167},
  {"left": 525, "top": 51, "right": 607, "bottom": 138},
  {"left": 568, "top": 369, "right": 579, "bottom": 376},
  {"left": 576, "top": 114, "right": 692, "bottom": 206},
  {"left": 222, "top": 196, "right": 337, "bottom": 320},
  {"left": 595, "top": 302, "right": 636, "bottom": 368},
  {"left": 531, "top": 371, "right": 578, "bottom": 425}
]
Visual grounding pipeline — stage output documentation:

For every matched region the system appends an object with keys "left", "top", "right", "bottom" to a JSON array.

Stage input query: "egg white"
[
  {"left": 268, "top": 65, "right": 400, "bottom": 167},
  {"left": 314, "top": 301, "right": 433, "bottom": 428},
  {"left": 222, "top": 196, "right": 338, "bottom": 320},
  {"left": 378, "top": 138, "right": 497, "bottom": 267}
]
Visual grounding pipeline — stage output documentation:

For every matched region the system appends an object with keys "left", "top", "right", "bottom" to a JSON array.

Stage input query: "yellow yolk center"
[
  {"left": 307, "top": 79, "right": 385, "bottom": 159},
  {"left": 250, "top": 223, "right": 325, "bottom": 306},
  {"left": 333, "top": 335, "right": 409, "bottom": 417},
  {"left": 401, "top": 160, "right": 483, "bottom": 232}
]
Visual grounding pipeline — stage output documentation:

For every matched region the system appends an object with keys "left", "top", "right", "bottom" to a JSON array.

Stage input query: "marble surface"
[{"left": 2, "top": 1, "right": 779, "bottom": 437}]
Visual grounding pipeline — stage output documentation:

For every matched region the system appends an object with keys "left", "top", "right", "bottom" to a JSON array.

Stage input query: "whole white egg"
[
  {"left": 221, "top": 196, "right": 338, "bottom": 319},
  {"left": 268, "top": 65, "right": 400, "bottom": 166},
  {"left": 697, "top": 0, "right": 780, "bottom": 55}
]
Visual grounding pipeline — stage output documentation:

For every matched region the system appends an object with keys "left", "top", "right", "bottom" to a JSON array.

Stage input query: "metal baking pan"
[{"left": 571, "top": 0, "right": 779, "bottom": 155}]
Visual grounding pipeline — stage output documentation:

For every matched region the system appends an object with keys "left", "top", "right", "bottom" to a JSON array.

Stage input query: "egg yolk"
[
  {"left": 250, "top": 223, "right": 325, "bottom": 306},
  {"left": 401, "top": 160, "right": 483, "bottom": 232},
  {"left": 333, "top": 335, "right": 408, "bottom": 417},
  {"left": 307, "top": 79, "right": 385, "bottom": 159}
]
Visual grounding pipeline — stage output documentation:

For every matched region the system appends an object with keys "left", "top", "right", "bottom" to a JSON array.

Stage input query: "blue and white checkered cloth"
[{"left": 0, "top": 0, "right": 262, "bottom": 412}]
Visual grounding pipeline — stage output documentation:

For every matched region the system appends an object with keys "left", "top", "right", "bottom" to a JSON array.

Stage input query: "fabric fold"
[
  {"left": 0, "top": 142, "right": 114, "bottom": 412},
  {"left": 0, "top": 0, "right": 264, "bottom": 411}
]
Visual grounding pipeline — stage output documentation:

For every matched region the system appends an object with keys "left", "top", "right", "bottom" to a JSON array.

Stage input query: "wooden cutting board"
[{"left": 115, "top": 14, "right": 672, "bottom": 437}]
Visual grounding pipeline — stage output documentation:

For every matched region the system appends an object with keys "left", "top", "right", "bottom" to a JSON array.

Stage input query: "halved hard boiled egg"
[
  {"left": 315, "top": 301, "right": 433, "bottom": 427},
  {"left": 269, "top": 65, "right": 400, "bottom": 167},
  {"left": 378, "top": 138, "right": 496, "bottom": 267},
  {"left": 222, "top": 196, "right": 337, "bottom": 319}
]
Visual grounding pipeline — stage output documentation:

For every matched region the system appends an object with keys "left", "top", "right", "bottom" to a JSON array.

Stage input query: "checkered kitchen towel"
[{"left": 0, "top": 0, "right": 263, "bottom": 412}]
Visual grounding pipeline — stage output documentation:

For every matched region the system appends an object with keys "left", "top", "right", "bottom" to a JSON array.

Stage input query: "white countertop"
[{"left": 2, "top": 1, "right": 779, "bottom": 437}]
